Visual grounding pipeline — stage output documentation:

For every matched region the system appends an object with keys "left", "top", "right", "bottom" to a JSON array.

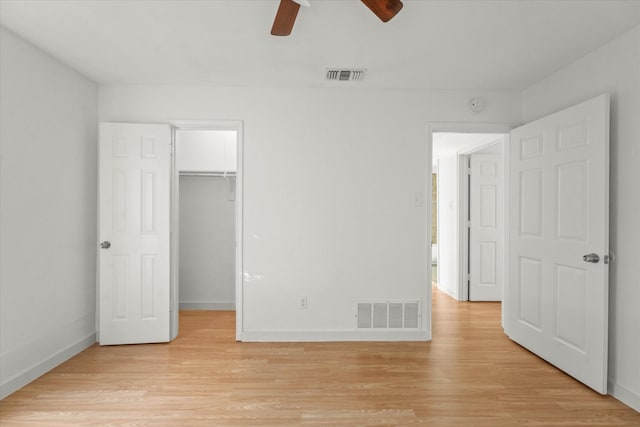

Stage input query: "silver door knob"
[
  {"left": 100, "top": 241, "right": 111, "bottom": 249},
  {"left": 583, "top": 253, "right": 599, "bottom": 263}
]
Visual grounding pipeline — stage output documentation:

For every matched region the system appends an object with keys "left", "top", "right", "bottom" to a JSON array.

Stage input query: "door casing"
[
  {"left": 428, "top": 123, "right": 511, "bottom": 309},
  {"left": 169, "top": 120, "right": 244, "bottom": 341}
]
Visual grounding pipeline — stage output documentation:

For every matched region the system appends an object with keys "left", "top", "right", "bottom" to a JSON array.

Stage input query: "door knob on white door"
[
  {"left": 100, "top": 241, "right": 111, "bottom": 249},
  {"left": 583, "top": 253, "right": 599, "bottom": 263}
]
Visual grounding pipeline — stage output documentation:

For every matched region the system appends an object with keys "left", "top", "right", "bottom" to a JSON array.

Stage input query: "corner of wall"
[
  {"left": 0, "top": 316, "right": 96, "bottom": 400},
  {"left": 0, "top": 24, "right": 99, "bottom": 400}
]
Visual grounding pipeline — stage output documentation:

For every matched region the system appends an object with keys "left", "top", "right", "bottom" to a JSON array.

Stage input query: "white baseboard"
[
  {"left": 608, "top": 380, "right": 640, "bottom": 412},
  {"left": 1, "top": 331, "right": 96, "bottom": 400},
  {"left": 240, "top": 329, "right": 430, "bottom": 342},
  {"left": 179, "top": 301, "right": 235, "bottom": 310}
]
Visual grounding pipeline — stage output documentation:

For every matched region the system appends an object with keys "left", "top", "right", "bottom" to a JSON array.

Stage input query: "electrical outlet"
[{"left": 300, "top": 296, "right": 308, "bottom": 310}]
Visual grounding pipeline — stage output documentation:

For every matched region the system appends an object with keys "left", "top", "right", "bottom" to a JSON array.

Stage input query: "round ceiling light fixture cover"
[{"left": 469, "top": 97, "right": 486, "bottom": 113}]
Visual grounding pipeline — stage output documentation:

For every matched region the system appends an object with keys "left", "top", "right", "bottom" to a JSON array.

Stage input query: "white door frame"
[
  {"left": 169, "top": 120, "right": 244, "bottom": 341},
  {"left": 427, "top": 123, "right": 512, "bottom": 310}
]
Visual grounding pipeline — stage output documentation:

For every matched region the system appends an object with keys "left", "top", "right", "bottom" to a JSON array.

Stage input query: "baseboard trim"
[
  {"left": 608, "top": 380, "right": 640, "bottom": 412},
  {"left": 240, "top": 330, "right": 430, "bottom": 342},
  {"left": 0, "top": 332, "right": 96, "bottom": 400},
  {"left": 179, "top": 301, "right": 235, "bottom": 310}
]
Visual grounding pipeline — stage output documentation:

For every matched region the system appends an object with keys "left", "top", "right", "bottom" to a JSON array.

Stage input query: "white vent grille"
[
  {"left": 326, "top": 68, "right": 367, "bottom": 82},
  {"left": 356, "top": 300, "right": 420, "bottom": 329}
]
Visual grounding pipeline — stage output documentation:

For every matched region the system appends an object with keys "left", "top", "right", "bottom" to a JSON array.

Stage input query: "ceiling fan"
[{"left": 271, "top": 0, "right": 404, "bottom": 36}]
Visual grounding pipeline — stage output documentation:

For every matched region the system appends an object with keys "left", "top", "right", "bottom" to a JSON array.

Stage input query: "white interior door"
[
  {"left": 99, "top": 123, "right": 171, "bottom": 345},
  {"left": 505, "top": 94, "right": 609, "bottom": 393},
  {"left": 469, "top": 154, "right": 503, "bottom": 301}
]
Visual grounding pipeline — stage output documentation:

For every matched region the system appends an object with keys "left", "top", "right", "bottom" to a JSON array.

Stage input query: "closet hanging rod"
[{"left": 179, "top": 171, "right": 237, "bottom": 177}]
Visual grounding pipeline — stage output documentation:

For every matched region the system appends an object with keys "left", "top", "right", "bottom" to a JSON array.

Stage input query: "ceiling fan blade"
[
  {"left": 360, "top": 0, "right": 404, "bottom": 22},
  {"left": 271, "top": 0, "right": 301, "bottom": 36}
]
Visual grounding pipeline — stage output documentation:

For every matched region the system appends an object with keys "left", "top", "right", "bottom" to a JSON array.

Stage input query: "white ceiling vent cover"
[
  {"left": 326, "top": 68, "right": 367, "bottom": 82},
  {"left": 356, "top": 300, "right": 420, "bottom": 329}
]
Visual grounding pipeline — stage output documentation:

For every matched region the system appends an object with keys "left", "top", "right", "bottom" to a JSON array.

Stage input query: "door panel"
[
  {"left": 99, "top": 123, "right": 171, "bottom": 345},
  {"left": 557, "top": 161, "right": 588, "bottom": 241},
  {"left": 519, "top": 169, "right": 543, "bottom": 237},
  {"left": 506, "top": 94, "right": 609, "bottom": 394},
  {"left": 469, "top": 154, "right": 503, "bottom": 301},
  {"left": 519, "top": 257, "right": 543, "bottom": 329},
  {"left": 555, "top": 264, "right": 587, "bottom": 351}
]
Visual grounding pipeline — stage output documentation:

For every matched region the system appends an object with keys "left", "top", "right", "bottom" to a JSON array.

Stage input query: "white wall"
[
  {"left": 99, "top": 85, "right": 520, "bottom": 340},
  {"left": 179, "top": 176, "right": 235, "bottom": 309},
  {"left": 0, "top": 27, "right": 98, "bottom": 398},
  {"left": 435, "top": 154, "right": 460, "bottom": 299},
  {"left": 521, "top": 25, "right": 640, "bottom": 411}
]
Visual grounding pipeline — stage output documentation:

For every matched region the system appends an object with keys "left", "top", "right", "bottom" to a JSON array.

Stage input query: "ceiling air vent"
[{"left": 326, "top": 68, "right": 367, "bottom": 82}]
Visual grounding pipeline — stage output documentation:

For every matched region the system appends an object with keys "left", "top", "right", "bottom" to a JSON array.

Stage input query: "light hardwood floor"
[{"left": 1, "top": 287, "right": 638, "bottom": 426}]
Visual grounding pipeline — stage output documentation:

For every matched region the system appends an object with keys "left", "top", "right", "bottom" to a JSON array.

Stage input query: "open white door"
[
  {"left": 99, "top": 123, "right": 171, "bottom": 345},
  {"left": 505, "top": 94, "right": 609, "bottom": 393},
  {"left": 469, "top": 153, "right": 503, "bottom": 301}
]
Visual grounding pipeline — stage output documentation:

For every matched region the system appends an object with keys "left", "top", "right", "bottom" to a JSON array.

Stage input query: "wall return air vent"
[
  {"left": 326, "top": 68, "right": 367, "bottom": 82},
  {"left": 356, "top": 300, "right": 420, "bottom": 329}
]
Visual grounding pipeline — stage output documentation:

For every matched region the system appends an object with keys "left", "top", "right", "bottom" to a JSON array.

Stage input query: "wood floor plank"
[{"left": 1, "top": 287, "right": 638, "bottom": 426}]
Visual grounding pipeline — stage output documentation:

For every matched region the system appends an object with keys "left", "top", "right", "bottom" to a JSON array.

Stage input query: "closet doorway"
[{"left": 171, "top": 122, "right": 243, "bottom": 339}]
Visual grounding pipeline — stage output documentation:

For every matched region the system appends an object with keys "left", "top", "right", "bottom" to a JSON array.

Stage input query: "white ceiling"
[{"left": 1, "top": 0, "right": 639, "bottom": 91}]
